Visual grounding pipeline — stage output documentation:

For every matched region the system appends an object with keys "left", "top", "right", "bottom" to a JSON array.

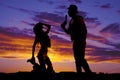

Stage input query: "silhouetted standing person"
[
  {"left": 61, "top": 4, "right": 92, "bottom": 73},
  {"left": 28, "top": 22, "right": 54, "bottom": 73}
]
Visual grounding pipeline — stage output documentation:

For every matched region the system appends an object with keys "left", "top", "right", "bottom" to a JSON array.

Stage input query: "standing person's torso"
[
  {"left": 68, "top": 16, "right": 87, "bottom": 41},
  {"left": 36, "top": 31, "right": 51, "bottom": 47}
]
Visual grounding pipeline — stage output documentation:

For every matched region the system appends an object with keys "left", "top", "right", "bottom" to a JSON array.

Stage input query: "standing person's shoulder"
[
  {"left": 76, "top": 15, "right": 84, "bottom": 23},
  {"left": 77, "top": 15, "right": 83, "bottom": 20}
]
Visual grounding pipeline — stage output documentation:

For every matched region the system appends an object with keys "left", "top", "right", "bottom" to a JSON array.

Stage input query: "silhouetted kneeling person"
[
  {"left": 28, "top": 22, "right": 54, "bottom": 73},
  {"left": 61, "top": 4, "right": 92, "bottom": 73}
]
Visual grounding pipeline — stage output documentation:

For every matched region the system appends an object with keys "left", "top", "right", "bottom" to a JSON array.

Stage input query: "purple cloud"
[
  {"left": 21, "top": 21, "right": 35, "bottom": 26},
  {"left": 6, "top": 4, "right": 100, "bottom": 29},
  {"left": 32, "top": 10, "right": 96, "bottom": 27},
  {"left": 99, "top": 23, "right": 120, "bottom": 50},
  {"left": 0, "top": 26, "right": 33, "bottom": 54},
  {"left": 50, "top": 34, "right": 72, "bottom": 55},
  {"left": 117, "top": 10, "right": 120, "bottom": 14},
  {"left": 89, "top": 47, "right": 120, "bottom": 62},
  {"left": 57, "top": 5, "right": 67, "bottom": 10},
  {"left": 100, "top": 23, "right": 120, "bottom": 34},
  {"left": 85, "top": 17, "right": 100, "bottom": 25},
  {"left": 0, "top": 26, "right": 32, "bottom": 39},
  {"left": 0, "top": 41, "right": 31, "bottom": 55},
  {"left": 84, "top": 23, "right": 120, "bottom": 62},
  {"left": 83, "top": 23, "right": 120, "bottom": 62},
  {"left": 6, "top": 5, "right": 39, "bottom": 16},
  {"left": 87, "top": 33, "right": 105, "bottom": 42},
  {"left": 78, "top": 11, "right": 88, "bottom": 18},
  {"left": 67, "top": 0, "right": 82, "bottom": 3},
  {"left": 100, "top": 3, "right": 112, "bottom": 9},
  {"left": 6, "top": 6, "right": 64, "bottom": 26},
  {"left": 38, "top": 0, "right": 54, "bottom": 4},
  {"left": 32, "top": 12, "right": 65, "bottom": 26}
]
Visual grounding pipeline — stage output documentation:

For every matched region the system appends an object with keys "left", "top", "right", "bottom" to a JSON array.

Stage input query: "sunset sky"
[{"left": 0, "top": 0, "right": 120, "bottom": 73}]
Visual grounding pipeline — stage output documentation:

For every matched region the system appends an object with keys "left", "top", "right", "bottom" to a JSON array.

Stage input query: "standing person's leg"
[
  {"left": 43, "top": 47, "right": 54, "bottom": 73},
  {"left": 73, "top": 40, "right": 82, "bottom": 73},
  {"left": 46, "top": 56, "right": 55, "bottom": 73},
  {"left": 80, "top": 42, "right": 91, "bottom": 73},
  {"left": 37, "top": 46, "right": 46, "bottom": 72},
  {"left": 46, "top": 56, "right": 53, "bottom": 69},
  {"left": 73, "top": 40, "right": 91, "bottom": 73}
]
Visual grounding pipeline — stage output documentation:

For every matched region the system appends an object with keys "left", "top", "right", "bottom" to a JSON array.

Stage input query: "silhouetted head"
[
  {"left": 33, "top": 22, "right": 43, "bottom": 35},
  {"left": 68, "top": 4, "right": 78, "bottom": 17}
]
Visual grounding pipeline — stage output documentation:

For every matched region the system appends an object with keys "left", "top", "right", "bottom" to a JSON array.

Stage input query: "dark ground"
[{"left": 0, "top": 71, "right": 119, "bottom": 80}]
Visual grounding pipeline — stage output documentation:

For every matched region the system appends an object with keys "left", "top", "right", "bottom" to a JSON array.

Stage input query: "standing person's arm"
[
  {"left": 39, "top": 22, "right": 51, "bottom": 34},
  {"left": 45, "top": 25, "right": 51, "bottom": 34},
  {"left": 61, "top": 15, "right": 69, "bottom": 34},
  {"left": 27, "top": 38, "right": 38, "bottom": 64},
  {"left": 32, "top": 38, "right": 38, "bottom": 60}
]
